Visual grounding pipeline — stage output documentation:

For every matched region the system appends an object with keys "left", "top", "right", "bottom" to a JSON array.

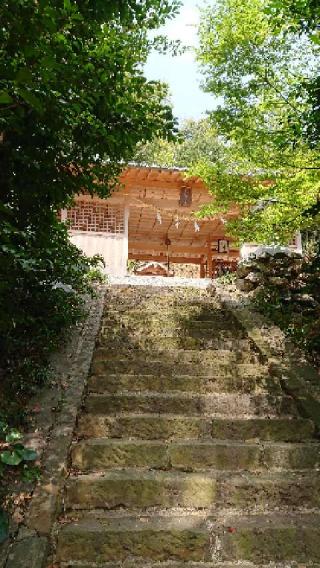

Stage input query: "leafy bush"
[
  {"left": 0, "top": 215, "right": 103, "bottom": 413},
  {"left": 0, "top": 418, "right": 39, "bottom": 543}
]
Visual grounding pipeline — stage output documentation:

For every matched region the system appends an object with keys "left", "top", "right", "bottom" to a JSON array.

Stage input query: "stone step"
[
  {"left": 77, "top": 413, "right": 210, "bottom": 440},
  {"left": 219, "top": 471, "right": 320, "bottom": 511},
  {"left": 98, "top": 336, "right": 253, "bottom": 352},
  {"left": 65, "top": 471, "right": 217, "bottom": 510},
  {"left": 56, "top": 514, "right": 210, "bottom": 564},
  {"left": 103, "top": 307, "right": 233, "bottom": 319},
  {"left": 77, "top": 414, "right": 315, "bottom": 442},
  {"left": 91, "top": 359, "right": 266, "bottom": 377},
  {"left": 71, "top": 438, "right": 320, "bottom": 472},
  {"left": 104, "top": 308, "right": 235, "bottom": 318},
  {"left": 56, "top": 512, "right": 320, "bottom": 564},
  {"left": 100, "top": 323, "right": 247, "bottom": 339},
  {"left": 211, "top": 417, "right": 316, "bottom": 442},
  {"left": 58, "top": 564, "right": 320, "bottom": 568},
  {"left": 65, "top": 470, "right": 320, "bottom": 511},
  {"left": 84, "top": 392, "right": 297, "bottom": 418},
  {"left": 87, "top": 372, "right": 280, "bottom": 395},
  {"left": 92, "top": 348, "right": 260, "bottom": 365},
  {"left": 213, "top": 513, "right": 320, "bottom": 563}
]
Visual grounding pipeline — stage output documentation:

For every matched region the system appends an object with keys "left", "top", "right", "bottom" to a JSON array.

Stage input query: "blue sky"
[{"left": 145, "top": 0, "right": 217, "bottom": 123}]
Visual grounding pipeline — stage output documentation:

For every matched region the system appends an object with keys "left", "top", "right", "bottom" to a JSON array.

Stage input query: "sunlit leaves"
[{"left": 194, "top": 0, "right": 320, "bottom": 244}]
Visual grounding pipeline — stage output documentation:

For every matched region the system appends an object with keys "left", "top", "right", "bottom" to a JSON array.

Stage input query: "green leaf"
[
  {"left": 5, "top": 429, "right": 22, "bottom": 443},
  {"left": 0, "top": 509, "right": 9, "bottom": 544},
  {"left": 0, "top": 450, "right": 23, "bottom": 466},
  {"left": 21, "top": 448, "right": 38, "bottom": 461},
  {"left": 0, "top": 91, "right": 13, "bottom": 104},
  {"left": 15, "top": 68, "right": 34, "bottom": 85},
  {"left": 18, "top": 89, "right": 43, "bottom": 112},
  {"left": 310, "top": 34, "right": 320, "bottom": 45}
]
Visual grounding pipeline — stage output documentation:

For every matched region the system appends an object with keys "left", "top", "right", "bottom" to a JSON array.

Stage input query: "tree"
[
  {"left": 0, "top": 1, "right": 180, "bottom": 402},
  {"left": 267, "top": 0, "right": 320, "bottom": 148},
  {"left": 134, "top": 118, "right": 224, "bottom": 167},
  {"left": 194, "top": 0, "right": 320, "bottom": 244}
]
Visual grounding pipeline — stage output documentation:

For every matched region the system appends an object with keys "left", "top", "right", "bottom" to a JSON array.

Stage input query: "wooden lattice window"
[{"left": 67, "top": 202, "right": 124, "bottom": 234}]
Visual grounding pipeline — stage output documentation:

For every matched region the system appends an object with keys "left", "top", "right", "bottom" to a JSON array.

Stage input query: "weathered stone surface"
[
  {"left": 77, "top": 414, "right": 211, "bottom": 440},
  {"left": 91, "top": 358, "right": 266, "bottom": 378},
  {"left": 211, "top": 417, "right": 315, "bottom": 442},
  {"left": 92, "top": 347, "right": 258, "bottom": 365},
  {"left": 5, "top": 536, "right": 48, "bottom": 568},
  {"left": 219, "top": 472, "right": 320, "bottom": 510},
  {"left": 66, "top": 471, "right": 217, "bottom": 509},
  {"left": 84, "top": 392, "right": 297, "bottom": 417},
  {"left": 262, "top": 441, "right": 320, "bottom": 470},
  {"left": 169, "top": 441, "right": 263, "bottom": 472},
  {"left": 218, "top": 514, "right": 320, "bottom": 562},
  {"left": 56, "top": 516, "right": 210, "bottom": 563},
  {"left": 72, "top": 439, "right": 169, "bottom": 471},
  {"left": 87, "top": 371, "right": 273, "bottom": 395}
]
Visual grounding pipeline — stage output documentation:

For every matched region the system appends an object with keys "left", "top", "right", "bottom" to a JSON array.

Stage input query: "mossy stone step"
[
  {"left": 77, "top": 414, "right": 211, "bottom": 440},
  {"left": 100, "top": 322, "right": 247, "bottom": 338},
  {"left": 91, "top": 359, "right": 265, "bottom": 377},
  {"left": 57, "top": 512, "right": 320, "bottom": 564},
  {"left": 219, "top": 471, "right": 320, "bottom": 511},
  {"left": 65, "top": 471, "right": 217, "bottom": 510},
  {"left": 211, "top": 417, "right": 315, "bottom": 442},
  {"left": 65, "top": 470, "right": 320, "bottom": 512},
  {"left": 77, "top": 414, "right": 315, "bottom": 443},
  {"left": 100, "top": 319, "right": 247, "bottom": 336},
  {"left": 98, "top": 336, "right": 253, "bottom": 352},
  {"left": 214, "top": 513, "right": 320, "bottom": 563},
  {"left": 92, "top": 348, "right": 258, "bottom": 365},
  {"left": 56, "top": 514, "right": 210, "bottom": 563},
  {"left": 71, "top": 438, "right": 320, "bottom": 472},
  {"left": 84, "top": 392, "right": 298, "bottom": 418},
  {"left": 87, "top": 372, "right": 280, "bottom": 395},
  {"left": 55, "top": 564, "right": 320, "bottom": 568}
]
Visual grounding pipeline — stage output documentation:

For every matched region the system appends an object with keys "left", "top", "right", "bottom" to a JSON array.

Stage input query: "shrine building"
[{"left": 62, "top": 165, "right": 241, "bottom": 278}]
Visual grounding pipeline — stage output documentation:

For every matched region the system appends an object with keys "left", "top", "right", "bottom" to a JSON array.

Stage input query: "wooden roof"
[{"left": 77, "top": 165, "right": 240, "bottom": 264}]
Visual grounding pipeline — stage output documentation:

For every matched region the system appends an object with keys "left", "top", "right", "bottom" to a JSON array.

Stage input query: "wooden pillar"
[
  {"left": 211, "top": 258, "right": 217, "bottom": 279},
  {"left": 123, "top": 205, "right": 129, "bottom": 276},
  {"left": 207, "top": 241, "right": 213, "bottom": 279},
  {"left": 200, "top": 254, "right": 206, "bottom": 279}
]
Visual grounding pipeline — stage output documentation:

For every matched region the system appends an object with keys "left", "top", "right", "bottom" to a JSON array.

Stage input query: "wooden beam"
[
  {"left": 129, "top": 253, "right": 202, "bottom": 264},
  {"left": 129, "top": 247, "right": 240, "bottom": 259},
  {"left": 129, "top": 252, "right": 240, "bottom": 263},
  {"left": 130, "top": 243, "right": 209, "bottom": 255},
  {"left": 129, "top": 234, "right": 236, "bottom": 243}
]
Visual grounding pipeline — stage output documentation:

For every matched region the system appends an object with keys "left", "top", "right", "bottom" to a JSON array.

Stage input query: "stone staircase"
[{"left": 55, "top": 286, "right": 320, "bottom": 567}]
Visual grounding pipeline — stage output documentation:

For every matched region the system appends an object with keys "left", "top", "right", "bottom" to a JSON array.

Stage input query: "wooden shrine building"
[{"left": 63, "top": 165, "right": 240, "bottom": 278}]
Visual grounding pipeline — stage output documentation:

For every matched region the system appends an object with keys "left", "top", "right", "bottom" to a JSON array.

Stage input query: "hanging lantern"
[{"left": 179, "top": 186, "right": 192, "bottom": 207}]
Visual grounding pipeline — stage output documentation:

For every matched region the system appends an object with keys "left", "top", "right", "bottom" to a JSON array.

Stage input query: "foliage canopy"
[
  {"left": 194, "top": 0, "right": 320, "bottom": 244},
  {"left": 0, "top": 0, "right": 179, "bottom": 404},
  {"left": 134, "top": 118, "right": 224, "bottom": 168}
]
